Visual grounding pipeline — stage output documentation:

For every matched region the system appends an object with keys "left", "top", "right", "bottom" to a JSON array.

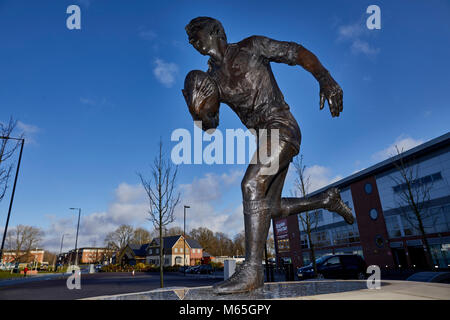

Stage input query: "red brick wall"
[{"left": 350, "top": 176, "right": 395, "bottom": 268}]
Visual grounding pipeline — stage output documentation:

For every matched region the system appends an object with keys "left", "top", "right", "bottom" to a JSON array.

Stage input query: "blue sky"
[{"left": 0, "top": 0, "right": 449, "bottom": 251}]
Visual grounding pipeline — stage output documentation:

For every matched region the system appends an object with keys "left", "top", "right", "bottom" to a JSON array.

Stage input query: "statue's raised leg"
[{"left": 276, "top": 188, "right": 354, "bottom": 224}]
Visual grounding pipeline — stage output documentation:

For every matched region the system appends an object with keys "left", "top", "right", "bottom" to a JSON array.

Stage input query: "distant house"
[
  {"left": 59, "top": 247, "right": 113, "bottom": 265},
  {"left": 147, "top": 235, "right": 203, "bottom": 267},
  {"left": 117, "top": 244, "right": 149, "bottom": 266},
  {"left": 1, "top": 249, "right": 45, "bottom": 264},
  {"left": 186, "top": 238, "right": 203, "bottom": 265}
]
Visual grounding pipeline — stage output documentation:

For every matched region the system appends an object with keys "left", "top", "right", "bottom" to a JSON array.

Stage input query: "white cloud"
[
  {"left": 41, "top": 182, "right": 149, "bottom": 252},
  {"left": 41, "top": 170, "right": 245, "bottom": 252},
  {"left": 285, "top": 162, "right": 343, "bottom": 195},
  {"left": 153, "top": 58, "right": 178, "bottom": 87},
  {"left": 80, "top": 97, "right": 96, "bottom": 106},
  {"left": 139, "top": 29, "right": 157, "bottom": 41},
  {"left": 304, "top": 165, "right": 343, "bottom": 192},
  {"left": 338, "top": 23, "right": 363, "bottom": 41},
  {"left": 16, "top": 121, "right": 40, "bottom": 145},
  {"left": 351, "top": 39, "right": 380, "bottom": 56},
  {"left": 175, "top": 170, "right": 244, "bottom": 235},
  {"left": 337, "top": 21, "right": 379, "bottom": 57},
  {"left": 372, "top": 135, "right": 424, "bottom": 161}
]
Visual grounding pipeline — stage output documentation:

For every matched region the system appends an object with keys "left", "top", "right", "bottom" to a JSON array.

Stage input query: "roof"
[
  {"left": 151, "top": 235, "right": 182, "bottom": 249},
  {"left": 310, "top": 132, "right": 450, "bottom": 196},
  {"left": 128, "top": 243, "right": 150, "bottom": 256},
  {"left": 186, "top": 238, "right": 202, "bottom": 249}
]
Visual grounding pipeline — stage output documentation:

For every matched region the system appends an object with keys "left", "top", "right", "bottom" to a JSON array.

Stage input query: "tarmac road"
[{"left": 0, "top": 272, "right": 223, "bottom": 300}]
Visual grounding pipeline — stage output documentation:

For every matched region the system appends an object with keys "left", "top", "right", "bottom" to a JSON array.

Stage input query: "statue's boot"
[
  {"left": 213, "top": 200, "right": 271, "bottom": 294},
  {"left": 280, "top": 188, "right": 354, "bottom": 224}
]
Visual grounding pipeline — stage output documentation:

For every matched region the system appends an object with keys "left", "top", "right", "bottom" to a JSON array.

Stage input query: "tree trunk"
[
  {"left": 159, "top": 226, "right": 164, "bottom": 288},
  {"left": 307, "top": 231, "right": 317, "bottom": 275}
]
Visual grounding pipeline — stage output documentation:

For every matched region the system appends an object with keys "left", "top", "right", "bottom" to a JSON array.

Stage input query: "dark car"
[
  {"left": 196, "top": 264, "right": 213, "bottom": 274},
  {"left": 185, "top": 265, "right": 200, "bottom": 274},
  {"left": 178, "top": 266, "right": 190, "bottom": 273},
  {"left": 297, "top": 254, "right": 367, "bottom": 280}
]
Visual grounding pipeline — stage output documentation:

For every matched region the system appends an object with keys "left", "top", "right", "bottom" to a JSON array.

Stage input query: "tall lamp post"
[
  {"left": 69, "top": 208, "right": 81, "bottom": 265},
  {"left": 55, "top": 233, "right": 67, "bottom": 271},
  {"left": 0, "top": 136, "right": 24, "bottom": 264},
  {"left": 183, "top": 205, "right": 190, "bottom": 276}
]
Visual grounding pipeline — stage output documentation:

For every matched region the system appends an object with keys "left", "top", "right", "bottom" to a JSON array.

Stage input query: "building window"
[
  {"left": 364, "top": 182, "right": 373, "bottom": 194},
  {"left": 174, "top": 248, "right": 178, "bottom": 253},
  {"left": 375, "top": 235, "right": 385, "bottom": 248},
  {"left": 370, "top": 208, "right": 378, "bottom": 220},
  {"left": 392, "top": 172, "right": 442, "bottom": 193},
  {"left": 277, "top": 239, "right": 290, "bottom": 251}
]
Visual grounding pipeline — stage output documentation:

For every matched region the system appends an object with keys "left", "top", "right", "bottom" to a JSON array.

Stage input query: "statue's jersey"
[{"left": 207, "top": 36, "right": 302, "bottom": 153}]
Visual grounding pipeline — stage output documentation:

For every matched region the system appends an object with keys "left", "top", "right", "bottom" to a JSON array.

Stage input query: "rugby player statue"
[{"left": 182, "top": 17, "right": 354, "bottom": 294}]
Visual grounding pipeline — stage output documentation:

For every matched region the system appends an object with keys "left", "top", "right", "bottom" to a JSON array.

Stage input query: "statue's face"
[{"left": 188, "top": 28, "right": 215, "bottom": 56}]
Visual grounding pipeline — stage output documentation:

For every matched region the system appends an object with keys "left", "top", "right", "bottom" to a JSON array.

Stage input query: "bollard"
[{"left": 224, "top": 259, "right": 236, "bottom": 280}]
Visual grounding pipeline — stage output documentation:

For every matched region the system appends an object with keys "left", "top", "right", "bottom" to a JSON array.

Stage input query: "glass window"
[
  {"left": 364, "top": 182, "right": 373, "bottom": 194},
  {"left": 326, "top": 256, "right": 340, "bottom": 265},
  {"left": 375, "top": 235, "right": 385, "bottom": 248},
  {"left": 370, "top": 208, "right": 378, "bottom": 220}
]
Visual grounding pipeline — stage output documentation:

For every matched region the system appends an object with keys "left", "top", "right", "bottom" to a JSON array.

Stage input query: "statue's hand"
[{"left": 319, "top": 74, "right": 343, "bottom": 117}]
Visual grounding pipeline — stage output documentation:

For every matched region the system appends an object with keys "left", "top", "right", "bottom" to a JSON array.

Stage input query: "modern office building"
[{"left": 273, "top": 132, "right": 450, "bottom": 271}]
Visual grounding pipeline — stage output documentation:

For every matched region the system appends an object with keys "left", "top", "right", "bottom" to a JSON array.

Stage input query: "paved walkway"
[
  {"left": 0, "top": 273, "right": 67, "bottom": 287},
  {"left": 286, "top": 280, "right": 450, "bottom": 300},
  {"left": 86, "top": 280, "right": 450, "bottom": 300}
]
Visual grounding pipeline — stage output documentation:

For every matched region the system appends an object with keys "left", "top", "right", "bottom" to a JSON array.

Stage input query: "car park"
[
  {"left": 185, "top": 265, "right": 200, "bottom": 274},
  {"left": 196, "top": 264, "right": 213, "bottom": 274},
  {"left": 297, "top": 254, "right": 367, "bottom": 280}
]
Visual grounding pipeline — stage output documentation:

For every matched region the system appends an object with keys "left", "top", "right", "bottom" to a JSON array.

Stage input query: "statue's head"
[
  {"left": 182, "top": 70, "right": 220, "bottom": 131},
  {"left": 185, "top": 17, "right": 227, "bottom": 56}
]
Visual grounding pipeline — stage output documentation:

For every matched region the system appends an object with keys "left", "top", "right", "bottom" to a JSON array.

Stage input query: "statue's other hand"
[{"left": 319, "top": 76, "right": 343, "bottom": 118}]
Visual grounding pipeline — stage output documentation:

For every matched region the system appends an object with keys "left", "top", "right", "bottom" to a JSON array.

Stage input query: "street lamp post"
[
  {"left": 0, "top": 136, "right": 25, "bottom": 264},
  {"left": 183, "top": 205, "right": 190, "bottom": 276},
  {"left": 69, "top": 208, "right": 81, "bottom": 265},
  {"left": 54, "top": 233, "right": 67, "bottom": 271}
]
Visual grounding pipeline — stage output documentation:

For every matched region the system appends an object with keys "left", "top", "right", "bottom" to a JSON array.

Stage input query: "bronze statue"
[{"left": 183, "top": 17, "right": 354, "bottom": 294}]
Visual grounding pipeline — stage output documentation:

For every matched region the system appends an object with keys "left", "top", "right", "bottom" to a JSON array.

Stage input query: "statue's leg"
[
  {"left": 276, "top": 189, "right": 354, "bottom": 224},
  {"left": 213, "top": 139, "right": 295, "bottom": 294}
]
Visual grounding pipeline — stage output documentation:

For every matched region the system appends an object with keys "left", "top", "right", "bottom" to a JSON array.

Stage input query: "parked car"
[
  {"left": 196, "top": 264, "right": 213, "bottom": 274},
  {"left": 178, "top": 266, "right": 189, "bottom": 273},
  {"left": 38, "top": 263, "right": 49, "bottom": 271},
  {"left": 185, "top": 265, "right": 200, "bottom": 274},
  {"left": 297, "top": 254, "right": 367, "bottom": 280},
  {"left": 95, "top": 264, "right": 104, "bottom": 272}
]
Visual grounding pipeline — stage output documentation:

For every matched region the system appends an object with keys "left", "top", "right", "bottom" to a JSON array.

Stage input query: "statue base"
[{"left": 85, "top": 280, "right": 383, "bottom": 300}]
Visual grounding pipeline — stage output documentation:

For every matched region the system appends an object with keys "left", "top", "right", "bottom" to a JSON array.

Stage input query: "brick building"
[
  {"left": 59, "top": 247, "right": 113, "bottom": 265},
  {"left": 146, "top": 235, "right": 203, "bottom": 267},
  {"left": 1, "top": 249, "right": 45, "bottom": 264},
  {"left": 274, "top": 132, "right": 450, "bottom": 271}
]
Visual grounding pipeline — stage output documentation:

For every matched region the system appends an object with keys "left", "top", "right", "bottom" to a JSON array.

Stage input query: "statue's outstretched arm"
[{"left": 249, "top": 35, "right": 343, "bottom": 117}]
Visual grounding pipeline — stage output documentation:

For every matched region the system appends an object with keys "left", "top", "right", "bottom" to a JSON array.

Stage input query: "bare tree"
[
  {"left": 131, "top": 227, "right": 151, "bottom": 245},
  {"left": 233, "top": 231, "right": 245, "bottom": 257},
  {"left": 0, "top": 117, "right": 22, "bottom": 203},
  {"left": 292, "top": 155, "right": 320, "bottom": 274},
  {"left": 104, "top": 224, "right": 134, "bottom": 252},
  {"left": 390, "top": 146, "right": 437, "bottom": 269},
  {"left": 190, "top": 227, "right": 216, "bottom": 255},
  {"left": 138, "top": 139, "right": 180, "bottom": 288},
  {"left": 6, "top": 225, "right": 44, "bottom": 263},
  {"left": 165, "top": 226, "right": 184, "bottom": 237},
  {"left": 266, "top": 230, "right": 275, "bottom": 259}
]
